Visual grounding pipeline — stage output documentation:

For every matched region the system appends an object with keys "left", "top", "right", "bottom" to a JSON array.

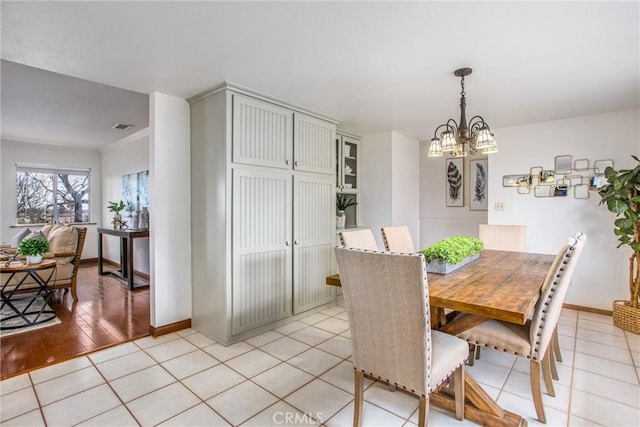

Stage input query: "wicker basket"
[{"left": 612, "top": 300, "right": 640, "bottom": 335}]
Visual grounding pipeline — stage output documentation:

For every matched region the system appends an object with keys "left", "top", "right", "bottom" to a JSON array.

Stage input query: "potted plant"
[
  {"left": 598, "top": 155, "right": 640, "bottom": 334},
  {"left": 107, "top": 200, "right": 126, "bottom": 229},
  {"left": 18, "top": 237, "right": 50, "bottom": 264},
  {"left": 336, "top": 194, "right": 357, "bottom": 229},
  {"left": 422, "top": 236, "right": 484, "bottom": 274}
]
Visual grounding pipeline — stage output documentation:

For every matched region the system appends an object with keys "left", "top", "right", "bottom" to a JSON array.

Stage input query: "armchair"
[{"left": 2, "top": 225, "right": 87, "bottom": 301}]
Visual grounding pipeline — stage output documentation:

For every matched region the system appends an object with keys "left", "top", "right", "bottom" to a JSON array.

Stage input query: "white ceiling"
[{"left": 1, "top": 1, "right": 638, "bottom": 149}]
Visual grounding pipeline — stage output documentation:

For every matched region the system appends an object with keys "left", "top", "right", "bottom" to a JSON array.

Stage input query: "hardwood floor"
[{"left": 0, "top": 263, "right": 150, "bottom": 380}]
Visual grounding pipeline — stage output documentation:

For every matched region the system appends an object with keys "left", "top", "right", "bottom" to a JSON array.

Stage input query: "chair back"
[
  {"left": 334, "top": 247, "right": 431, "bottom": 394},
  {"left": 529, "top": 233, "right": 586, "bottom": 360},
  {"left": 381, "top": 225, "right": 416, "bottom": 253},
  {"left": 479, "top": 224, "right": 526, "bottom": 252},
  {"left": 339, "top": 229, "right": 379, "bottom": 250}
]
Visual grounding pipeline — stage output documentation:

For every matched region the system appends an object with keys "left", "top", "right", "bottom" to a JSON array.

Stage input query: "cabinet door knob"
[
  {"left": 285, "top": 160, "right": 290, "bottom": 166},
  {"left": 294, "top": 240, "right": 299, "bottom": 245},
  {"left": 285, "top": 241, "right": 290, "bottom": 246},
  {"left": 294, "top": 161, "right": 299, "bottom": 167}
]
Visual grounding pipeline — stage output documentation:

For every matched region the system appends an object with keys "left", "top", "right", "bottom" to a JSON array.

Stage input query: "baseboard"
[
  {"left": 563, "top": 303, "right": 612, "bottom": 316},
  {"left": 81, "top": 258, "right": 150, "bottom": 280},
  {"left": 150, "top": 319, "right": 192, "bottom": 337}
]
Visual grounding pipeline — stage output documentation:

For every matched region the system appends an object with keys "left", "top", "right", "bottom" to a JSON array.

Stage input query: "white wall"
[
  {"left": 100, "top": 128, "right": 150, "bottom": 274},
  {"left": 419, "top": 147, "right": 488, "bottom": 248},
  {"left": 149, "top": 92, "right": 192, "bottom": 327},
  {"left": 0, "top": 139, "right": 101, "bottom": 258},
  {"left": 361, "top": 131, "right": 420, "bottom": 248},
  {"left": 488, "top": 109, "right": 639, "bottom": 310}
]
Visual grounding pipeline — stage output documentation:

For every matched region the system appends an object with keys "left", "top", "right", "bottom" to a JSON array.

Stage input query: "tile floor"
[{"left": 1, "top": 303, "right": 639, "bottom": 426}]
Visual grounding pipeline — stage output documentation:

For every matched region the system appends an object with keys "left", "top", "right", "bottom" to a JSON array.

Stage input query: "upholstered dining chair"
[
  {"left": 455, "top": 233, "right": 586, "bottom": 423},
  {"left": 478, "top": 224, "right": 526, "bottom": 252},
  {"left": 334, "top": 247, "right": 468, "bottom": 426},
  {"left": 381, "top": 225, "right": 416, "bottom": 253},
  {"left": 476, "top": 224, "right": 562, "bottom": 377},
  {"left": 472, "top": 224, "right": 527, "bottom": 364},
  {"left": 339, "top": 228, "right": 379, "bottom": 250}
]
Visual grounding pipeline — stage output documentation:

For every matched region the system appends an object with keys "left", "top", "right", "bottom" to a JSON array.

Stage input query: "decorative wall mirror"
[
  {"left": 590, "top": 175, "right": 607, "bottom": 190},
  {"left": 541, "top": 170, "right": 555, "bottom": 184},
  {"left": 556, "top": 177, "right": 571, "bottom": 189},
  {"left": 574, "top": 159, "right": 589, "bottom": 171},
  {"left": 534, "top": 185, "right": 554, "bottom": 197},
  {"left": 574, "top": 184, "right": 589, "bottom": 199},
  {"left": 554, "top": 155, "right": 572, "bottom": 174},
  {"left": 594, "top": 159, "right": 614, "bottom": 174},
  {"left": 503, "top": 175, "right": 530, "bottom": 187},
  {"left": 554, "top": 184, "right": 569, "bottom": 197}
]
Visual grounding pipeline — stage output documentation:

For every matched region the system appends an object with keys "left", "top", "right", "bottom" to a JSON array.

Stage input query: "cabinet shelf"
[
  {"left": 345, "top": 173, "right": 356, "bottom": 177},
  {"left": 344, "top": 156, "right": 356, "bottom": 160}
]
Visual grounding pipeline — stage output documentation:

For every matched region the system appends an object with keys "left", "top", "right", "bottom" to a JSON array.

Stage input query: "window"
[{"left": 16, "top": 164, "right": 90, "bottom": 224}]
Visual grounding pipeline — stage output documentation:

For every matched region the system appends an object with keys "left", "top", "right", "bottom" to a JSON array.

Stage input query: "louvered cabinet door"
[
  {"left": 293, "top": 113, "right": 336, "bottom": 175},
  {"left": 232, "top": 94, "right": 293, "bottom": 169},
  {"left": 293, "top": 174, "right": 336, "bottom": 314},
  {"left": 232, "top": 169, "right": 293, "bottom": 335}
]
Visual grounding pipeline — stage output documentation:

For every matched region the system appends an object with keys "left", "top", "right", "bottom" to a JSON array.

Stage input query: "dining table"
[{"left": 325, "top": 249, "right": 555, "bottom": 427}]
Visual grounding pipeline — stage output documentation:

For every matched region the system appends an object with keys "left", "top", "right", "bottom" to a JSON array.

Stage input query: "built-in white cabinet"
[
  {"left": 336, "top": 131, "right": 361, "bottom": 229},
  {"left": 190, "top": 83, "right": 338, "bottom": 345},
  {"left": 336, "top": 132, "right": 360, "bottom": 193},
  {"left": 293, "top": 173, "right": 336, "bottom": 313}
]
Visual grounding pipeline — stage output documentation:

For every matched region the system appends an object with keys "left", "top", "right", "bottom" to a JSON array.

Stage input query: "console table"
[
  {"left": 97, "top": 227, "right": 149, "bottom": 290},
  {"left": 1, "top": 260, "right": 57, "bottom": 330}
]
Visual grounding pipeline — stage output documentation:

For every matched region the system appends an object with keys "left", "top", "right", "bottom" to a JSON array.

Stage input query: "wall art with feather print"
[
  {"left": 445, "top": 158, "right": 464, "bottom": 207},
  {"left": 470, "top": 159, "right": 489, "bottom": 210}
]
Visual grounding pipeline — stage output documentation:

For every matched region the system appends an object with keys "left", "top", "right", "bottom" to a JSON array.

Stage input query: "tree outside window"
[{"left": 16, "top": 166, "right": 90, "bottom": 224}]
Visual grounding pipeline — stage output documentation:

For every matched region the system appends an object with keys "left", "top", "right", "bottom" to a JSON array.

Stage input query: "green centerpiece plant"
[
  {"left": 422, "top": 236, "right": 484, "bottom": 274},
  {"left": 598, "top": 155, "right": 640, "bottom": 333},
  {"left": 18, "top": 237, "right": 50, "bottom": 264}
]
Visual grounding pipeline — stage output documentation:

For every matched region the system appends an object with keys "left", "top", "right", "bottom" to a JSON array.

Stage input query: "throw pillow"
[
  {"left": 24, "top": 230, "right": 46, "bottom": 242},
  {"left": 46, "top": 225, "right": 78, "bottom": 265},
  {"left": 11, "top": 228, "right": 31, "bottom": 248}
]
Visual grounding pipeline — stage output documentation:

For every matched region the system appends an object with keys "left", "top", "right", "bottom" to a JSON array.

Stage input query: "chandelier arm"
[
  {"left": 433, "top": 122, "right": 457, "bottom": 138},
  {"left": 468, "top": 115, "right": 488, "bottom": 128}
]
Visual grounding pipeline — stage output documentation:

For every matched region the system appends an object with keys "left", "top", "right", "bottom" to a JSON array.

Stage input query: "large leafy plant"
[
  {"left": 18, "top": 237, "right": 50, "bottom": 256},
  {"left": 598, "top": 155, "right": 640, "bottom": 308},
  {"left": 107, "top": 200, "right": 125, "bottom": 214},
  {"left": 422, "top": 236, "right": 484, "bottom": 265}
]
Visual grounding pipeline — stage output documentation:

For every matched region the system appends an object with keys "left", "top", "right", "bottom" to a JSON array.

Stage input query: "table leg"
[
  {"left": 120, "top": 237, "right": 128, "bottom": 278},
  {"left": 127, "top": 236, "right": 134, "bottom": 291},
  {"left": 98, "top": 232, "right": 104, "bottom": 275},
  {"left": 431, "top": 374, "right": 527, "bottom": 427}
]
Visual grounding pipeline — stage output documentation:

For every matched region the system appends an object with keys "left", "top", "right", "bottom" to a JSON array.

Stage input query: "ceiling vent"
[{"left": 112, "top": 123, "right": 133, "bottom": 130}]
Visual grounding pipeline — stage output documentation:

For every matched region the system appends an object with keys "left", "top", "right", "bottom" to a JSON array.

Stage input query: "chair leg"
[
  {"left": 549, "top": 345, "right": 559, "bottom": 381},
  {"left": 475, "top": 346, "right": 481, "bottom": 360},
  {"left": 467, "top": 344, "right": 475, "bottom": 366},
  {"left": 70, "top": 276, "right": 78, "bottom": 301},
  {"left": 418, "top": 395, "right": 429, "bottom": 427},
  {"left": 530, "top": 360, "right": 547, "bottom": 423},
  {"left": 552, "top": 327, "right": 563, "bottom": 363},
  {"left": 542, "top": 352, "right": 556, "bottom": 397},
  {"left": 354, "top": 370, "right": 364, "bottom": 427},
  {"left": 454, "top": 365, "right": 465, "bottom": 421}
]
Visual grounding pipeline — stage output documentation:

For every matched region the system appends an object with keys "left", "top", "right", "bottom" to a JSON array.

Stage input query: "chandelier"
[{"left": 427, "top": 68, "right": 498, "bottom": 157}]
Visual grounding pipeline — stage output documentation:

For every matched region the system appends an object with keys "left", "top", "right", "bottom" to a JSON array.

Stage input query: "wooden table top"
[
  {"left": 326, "top": 249, "right": 555, "bottom": 325},
  {"left": 0, "top": 259, "right": 57, "bottom": 272},
  {"left": 97, "top": 227, "right": 149, "bottom": 238}
]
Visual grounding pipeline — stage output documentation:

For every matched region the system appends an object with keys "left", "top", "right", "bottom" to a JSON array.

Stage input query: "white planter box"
[{"left": 426, "top": 253, "right": 480, "bottom": 275}]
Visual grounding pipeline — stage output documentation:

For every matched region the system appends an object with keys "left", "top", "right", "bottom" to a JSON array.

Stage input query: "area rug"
[{"left": 1, "top": 296, "right": 61, "bottom": 337}]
